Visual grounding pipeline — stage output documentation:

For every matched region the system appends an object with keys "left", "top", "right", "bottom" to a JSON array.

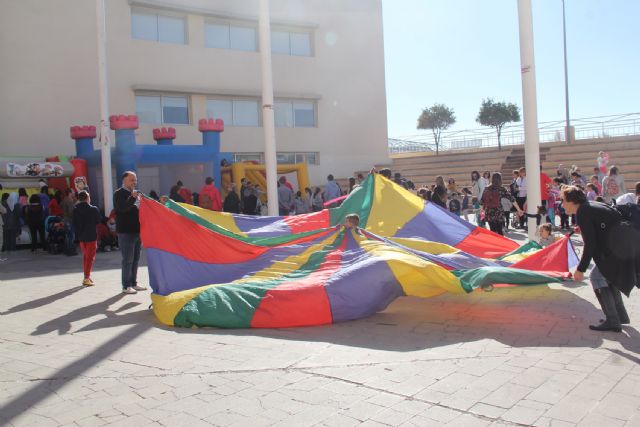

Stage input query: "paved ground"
[{"left": 1, "top": 232, "right": 640, "bottom": 427}]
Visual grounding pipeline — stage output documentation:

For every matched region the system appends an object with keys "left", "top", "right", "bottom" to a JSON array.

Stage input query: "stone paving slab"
[{"left": 1, "top": 239, "right": 639, "bottom": 426}]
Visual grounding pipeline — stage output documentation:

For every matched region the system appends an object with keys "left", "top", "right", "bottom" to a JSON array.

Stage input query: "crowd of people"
[{"left": 2, "top": 151, "right": 639, "bottom": 328}]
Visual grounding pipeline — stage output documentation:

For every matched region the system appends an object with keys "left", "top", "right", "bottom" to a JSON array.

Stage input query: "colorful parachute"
[{"left": 141, "top": 174, "right": 579, "bottom": 328}]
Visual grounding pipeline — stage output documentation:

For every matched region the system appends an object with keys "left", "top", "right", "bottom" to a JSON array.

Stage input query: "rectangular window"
[
  {"left": 271, "top": 31, "right": 290, "bottom": 55},
  {"left": 290, "top": 32, "right": 312, "bottom": 56},
  {"left": 136, "top": 94, "right": 189, "bottom": 124},
  {"left": 271, "top": 29, "right": 312, "bottom": 56},
  {"left": 234, "top": 153, "right": 263, "bottom": 163},
  {"left": 204, "top": 23, "right": 229, "bottom": 49},
  {"left": 206, "top": 100, "right": 233, "bottom": 125},
  {"left": 132, "top": 11, "right": 185, "bottom": 44},
  {"left": 306, "top": 152, "right": 318, "bottom": 165},
  {"left": 207, "top": 99, "right": 259, "bottom": 127},
  {"left": 230, "top": 26, "right": 256, "bottom": 51},
  {"left": 233, "top": 100, "right": 259, "bottom": 126},
  {"left": 274, "top": 102, "right": 294, "bottom": 128},
  {"left": 162, "top": 96, "right": 189, "bottom": 124},
  {"left": 277, "top": 153, "right": 295, "bottom": 164},
  {"left": 157, "top": 15, "right": 185, "bottom": 44},
  {"left": 135, "top": 95, "right": 162, "bottom": 124},
  {"left": 132, "top": 12, "right": 157, "bottom": 41},
  {"left": 293, "top": 102, "right": 316, "bottom": 127},
  {"left": 275, "top": 152, "right": 319, "bottom": 165},
  {"left": 205, "top": 22, "right": 257, "bottom": 51}
]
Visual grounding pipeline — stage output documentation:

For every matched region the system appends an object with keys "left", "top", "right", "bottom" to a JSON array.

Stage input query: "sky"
[{"left": 382, "top": 0, "right": 640, "bottom": 138}]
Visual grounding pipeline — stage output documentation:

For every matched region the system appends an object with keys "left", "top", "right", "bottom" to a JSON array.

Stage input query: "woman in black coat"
[{"left": 561, "top": 185, "right": 640, "bottom": 332}]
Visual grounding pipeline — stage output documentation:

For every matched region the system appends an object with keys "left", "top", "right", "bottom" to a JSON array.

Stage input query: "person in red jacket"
[
  {"left": 48, "top": 190, "right": 65, "bottom": 217},
  {"left": 176, "top": 180, "right": 193, "bottom": 204},
  {"left": 199, "top": 177, "right": 222, "bottom": 211}
]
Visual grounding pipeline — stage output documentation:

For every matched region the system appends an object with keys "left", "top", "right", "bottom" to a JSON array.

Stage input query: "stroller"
[{"left": 46, "top": 216, "right": 66, "bottom": 254}]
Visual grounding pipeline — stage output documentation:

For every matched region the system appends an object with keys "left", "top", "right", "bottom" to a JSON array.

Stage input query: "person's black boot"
[
  {"left": 590, "top": 287, "right": 622, "bottom": 332},
  {"left": 610, "top": 286, "right": 630, "bottom": 325}
]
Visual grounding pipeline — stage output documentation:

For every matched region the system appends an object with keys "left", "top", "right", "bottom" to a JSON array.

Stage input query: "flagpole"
[
  {"left": 258, "top": 0, "right": 279, "bottom": 216},
  {"left": 95, "top": 0, "right": 114, "bottom": 213},
  {"left": 517, "top": 0, "right": 542, "bottom": 241}
]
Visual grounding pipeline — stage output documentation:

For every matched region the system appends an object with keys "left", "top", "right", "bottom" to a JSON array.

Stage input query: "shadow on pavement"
[
  {"left": 31, "top": 294, "right": 130, "bottom": 335},
  {"left": 0, "top": 323, "right": 150, "bottom": 425},
  {"left": 0, "top": 286, "right": 85, "bottom": 315}
]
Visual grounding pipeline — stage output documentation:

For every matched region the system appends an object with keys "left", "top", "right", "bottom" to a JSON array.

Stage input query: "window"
[
  {"left": 277, "top": 152, "right": 319, "bottom": 165},
  {"left": 234, "top": 153, "right": 263, "bottom": 163},
  {"left": 204, "top": 23, "right": 229, "bottom": 49},
  {"left": 207, "top": 98, "right": 314, "bottom": 128},
  {"left": 135, "top": 95, "right": 189, "bottom": 124},
  {"left": 135, "top": 96, "right": 162, "bottom": 123},
  {"left": 233, "top": 152, "right": 318, "bottom": 165},
  {"left": 290, "top": 32, "right": 312, "bottom": 56},
  {"left": 131, "top": 11, "right": 185, "bottom": 44},
  {"left": 158, "top": 15, "right": 185, "bottom": 44},
  {"left": 271, "top": 31, "right": 290, "bottom": 55},
  {"left": 274, "top": 102, "right": 293, "bottom": 128},
  {"left": 293, "top": 102, "right": 315, "bottom": 127},
  {"left": 274, "top": 100, "right": 316, "bottom": 128},
  {"left": 233, "top": 100, "right": 259, "bottom": 126},
  {"left": 277, "top": 153, "right": 295, "bottom": 164},
  {"left": 206, "top": 100, "right": 233, "bottom": 125},
  {"left": 207, "top": 99, "right": 259, "bottom": 127},
  {"left": 271, "top": 30, "right": 312, "bottom": 56},
  {"left": 205, "top": 22, "right": 257, "bottom": 51},
  {"left": 230, "top": 26, "right": 257, "bottom": 51},
  {"left": 162, "top": 96, "right": 189, "bottom": 124}
]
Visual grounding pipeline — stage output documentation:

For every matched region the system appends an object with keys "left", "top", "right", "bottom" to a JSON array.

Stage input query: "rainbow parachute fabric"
[{"left": 141, "top": 174, "right": 579, "bottom": 328}]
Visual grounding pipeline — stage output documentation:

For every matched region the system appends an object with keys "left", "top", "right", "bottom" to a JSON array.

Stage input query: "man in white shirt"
[
  {"left": 323, "top": 174, "right": 342, "bottom": 208},
  {"left": 615, "top": 182, "right": 640, "bottom": 205}
]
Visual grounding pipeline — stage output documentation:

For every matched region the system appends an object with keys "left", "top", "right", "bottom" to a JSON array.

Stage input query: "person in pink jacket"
[{"left": 199, "top": 177, "right": 222, "bottom": 211}]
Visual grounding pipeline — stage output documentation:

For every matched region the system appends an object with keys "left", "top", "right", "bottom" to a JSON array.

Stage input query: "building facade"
[{"left": 0, "top": 0, "right": 389, "bottom": 192}]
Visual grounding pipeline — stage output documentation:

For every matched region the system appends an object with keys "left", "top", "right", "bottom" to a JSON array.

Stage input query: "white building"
[{"left": 0, "top": 0, "right": 389, "bottom": 194}]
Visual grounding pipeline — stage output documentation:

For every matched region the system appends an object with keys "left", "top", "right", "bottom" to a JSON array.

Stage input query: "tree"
[
  {"left": 417, "top": 104, "right": 456, "bottom": 155},
  {"left": 476, "top": 98, "right": 521, "bottom": 150}
]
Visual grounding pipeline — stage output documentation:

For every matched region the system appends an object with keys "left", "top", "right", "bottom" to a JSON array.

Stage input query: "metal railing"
[{"left": 389, "top": 112, "right": 640, "bottom": 154}]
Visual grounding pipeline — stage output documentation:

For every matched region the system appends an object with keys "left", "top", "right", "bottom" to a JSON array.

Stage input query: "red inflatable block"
[
  {"left": 198, "top": 118, "right": 224, "bottom": 132},
  {"left": 152, "top": 127, "right": 176, "bottom": 140},
  {"left": 70, "top": 125, "right": 96, "bottom": 139},
  {"left": 109, "top": 115, "right": 139, "bottom": 130}
]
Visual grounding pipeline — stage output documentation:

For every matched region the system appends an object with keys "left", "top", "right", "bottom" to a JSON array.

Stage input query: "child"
[
  {"left": 461, "top": 188, "right": 471, "bottom": 220},
  {"left": 585, "top": 183, "right": 597, "bottom": 201},
  {"left": 97, "top": 216, "right": 118, "bottom": 252},
  {"left": 590, "top": 175, "right": 602, "bottom": 195},
  {"left": 546, "top": 185, "right": 559, "bottom": 227},
  {"left": 537, "top": 223, "right": 556, "bottom": 247},
  {"left": 558, "top": 198, "right": 570, "bottom": 229},
  {"left": 344, "top": 213, "right": 360, "bottom": 229},
  {"left": 72, "top": 191, "right": 101, "bottom": 286},
  {"left": 448, "top": 193, "right": 461, "bottom": 216},
  {"left": 293, "top": 191, "right": 308, "bottom": 215},
  {"left": 597, "top": 151, "right": 609, "bottom": 179},
  {"left": 472, "top": 197, "right": 482, "bottom": 226},
  {"left": 500, "top": 193, "right": 513, "bottom": 230}
]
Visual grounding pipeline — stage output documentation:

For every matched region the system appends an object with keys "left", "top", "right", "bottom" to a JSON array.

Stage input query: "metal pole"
[
  {"left": 517, "top": 0, "right": 542, "bottom": 241},
  {"left": 95, "top": 0, "right": 114, "bottom": 213},
  {"left": 562, "top": 0, "right": 571, "bottom": 144},
  {"left": 258, "top": 0, "right": 279, "bottom": 216}
]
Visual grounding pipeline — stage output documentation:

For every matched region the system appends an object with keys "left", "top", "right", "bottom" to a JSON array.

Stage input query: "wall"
[{"left": 0, "top": 0, "right": 389, "bottom": 187}]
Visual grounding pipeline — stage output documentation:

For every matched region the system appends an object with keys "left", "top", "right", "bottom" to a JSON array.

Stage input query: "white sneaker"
[
  {"left": 132, "top": 285, "right": 147, "bottom": 291},
  {"left": 122, "top": 287, "right": 137, "bottom": 294}
]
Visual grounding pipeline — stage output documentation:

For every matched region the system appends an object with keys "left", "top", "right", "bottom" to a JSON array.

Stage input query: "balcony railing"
[{"left": 389, "top": 112, "right": 640, "bottom": 154}]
